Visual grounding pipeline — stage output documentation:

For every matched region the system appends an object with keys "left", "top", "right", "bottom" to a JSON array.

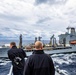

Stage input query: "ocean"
[
  {"left": 51, "top": 53, "right": 76, "bottom": 75},
  {"left": 0, "top": 53, "right": 76, "bottom": 75}
]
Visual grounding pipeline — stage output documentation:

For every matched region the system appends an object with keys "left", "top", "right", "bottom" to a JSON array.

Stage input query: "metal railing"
[{"left": 7, "top": 65, "right": 13, "bottom": 75}]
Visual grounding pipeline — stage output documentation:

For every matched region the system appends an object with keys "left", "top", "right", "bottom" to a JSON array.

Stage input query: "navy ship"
[{"left": 0, "top": 27, "right": 76, "bottom": 58}]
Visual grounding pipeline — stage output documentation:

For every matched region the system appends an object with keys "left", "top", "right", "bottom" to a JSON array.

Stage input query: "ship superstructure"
[{"left": 59, "top": 27, "right": 76, "bottom": 46}]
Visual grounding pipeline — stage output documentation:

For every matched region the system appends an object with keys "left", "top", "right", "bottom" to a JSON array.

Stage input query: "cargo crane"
[{"left": 49, "top": 34, "right": 57, "bottom": 47}]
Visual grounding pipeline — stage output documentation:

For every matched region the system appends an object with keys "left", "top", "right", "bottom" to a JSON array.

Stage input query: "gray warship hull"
[{"left": 0, "top": 46, "right": 76, "bottom": 58}]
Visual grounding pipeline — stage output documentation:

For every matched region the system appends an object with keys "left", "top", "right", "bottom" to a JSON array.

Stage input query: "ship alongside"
[{"left": 0, "top": 27, "right": 76, "bottom": 58}]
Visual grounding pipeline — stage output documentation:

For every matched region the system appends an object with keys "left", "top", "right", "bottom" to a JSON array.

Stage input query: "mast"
[
  {"left": 35, "top": 37, "right": 37, "bottom": 43},
  {"left": 38, "top": 36, "right": 42, "bottom": 41},
  {"left": 19, "top": 34, "right": 22, "bottom": 48}
]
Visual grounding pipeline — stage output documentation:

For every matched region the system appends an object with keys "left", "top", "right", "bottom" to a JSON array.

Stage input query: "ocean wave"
[
  {"left": 52, "top": 53, "right": 76, "bottom": 75},
  {"left": 0, "top": 59, "right": 11, "bottom": 66},
  {"left": 0, "top": 60, "right": 11, "bottom": 75}
]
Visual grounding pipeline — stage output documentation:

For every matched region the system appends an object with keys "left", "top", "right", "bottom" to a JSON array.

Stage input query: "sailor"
[
  {"left": 8, "top": 42, "right": 26, "bottom": 75},
  {"left": 23, "top": 41, "right": 55, "bottom": 75}
]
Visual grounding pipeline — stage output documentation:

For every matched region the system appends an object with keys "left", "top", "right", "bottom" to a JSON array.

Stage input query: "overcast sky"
[{"left": 0, "top": 0, "right": 76, "bottom": 40}]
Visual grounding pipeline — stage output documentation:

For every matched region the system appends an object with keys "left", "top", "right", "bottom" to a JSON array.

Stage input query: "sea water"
[
  {"left": 0, "top": 53, "right": 76, "bottom": 75},
  {"left": 51, "top": 53, "right": 76, "bottom": 75}
]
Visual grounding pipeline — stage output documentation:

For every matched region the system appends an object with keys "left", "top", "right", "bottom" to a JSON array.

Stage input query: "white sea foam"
[
  {"left": 52, "top": 53, "right": 76, "bottom": 75},
  {"left": 58, "top": 69, "right": 69, "bottom": 75},
  {"left": 52, "top": 53, "right": 75, "bottom": 65},
  {"left": 0, "top": 60, "right": 11, "bottom": 66},
  {"left": 51, "top": 54, "right": 64, "bottom": 57},
  {"left": 0, "top": 62, "right": 7, "bottom": 65}
]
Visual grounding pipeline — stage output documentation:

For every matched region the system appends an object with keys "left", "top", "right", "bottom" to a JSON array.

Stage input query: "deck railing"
[{"left": 7, "top": 65, "right": 13, "bottom": 75}]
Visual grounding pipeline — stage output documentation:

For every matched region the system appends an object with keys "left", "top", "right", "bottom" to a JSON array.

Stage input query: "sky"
[{"left": 0, "top": 0, "right": 76, "bottom": 40}]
